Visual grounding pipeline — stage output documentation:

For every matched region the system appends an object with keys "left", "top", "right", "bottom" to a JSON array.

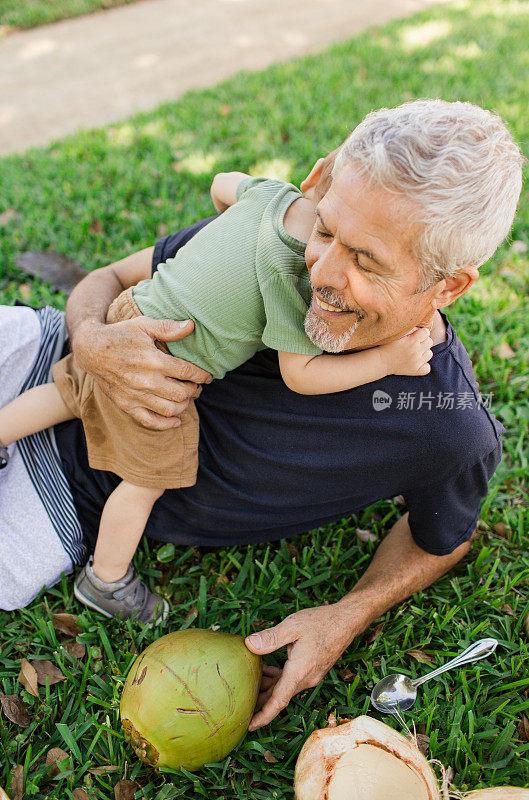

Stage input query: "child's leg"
[
  {"left": 0, "top": 383, "right": 74, "bottom": 446},
  {"left": 92, "top": 480, "right": 164, "bottom": 584}
]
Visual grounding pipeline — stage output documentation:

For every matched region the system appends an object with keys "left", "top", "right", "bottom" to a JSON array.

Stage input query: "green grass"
[
  {"left": 0, "top": 0, "right": 141, "bottom": 30},
  {"left": 1, "top": 0, "right": 529, "bottom": 797}
]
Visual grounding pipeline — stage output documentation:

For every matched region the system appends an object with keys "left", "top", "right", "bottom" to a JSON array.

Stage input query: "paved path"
[{"left": 0, "top": 0, "right": 449, "bottom": 155}]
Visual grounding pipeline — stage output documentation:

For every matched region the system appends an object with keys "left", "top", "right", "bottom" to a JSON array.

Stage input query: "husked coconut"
[
  {"left": 294, "top": 716, "right": 529, "bottom": 800},
  {"left": 294, "top": 715, "right": 440, "bottom": 800}
]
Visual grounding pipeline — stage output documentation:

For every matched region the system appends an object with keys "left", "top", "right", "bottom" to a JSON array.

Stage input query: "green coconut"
[{"left": 120, "top": 629, "right": 262, "bottom": 771}]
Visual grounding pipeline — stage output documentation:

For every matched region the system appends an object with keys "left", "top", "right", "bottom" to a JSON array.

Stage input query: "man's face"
[{"left": 304, "top": 164, "right": 442, "bottom": 353}]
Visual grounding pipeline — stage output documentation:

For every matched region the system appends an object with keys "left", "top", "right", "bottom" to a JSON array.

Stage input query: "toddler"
[{"left": 0, "top": 153, "right": 432, "bottom": 625}]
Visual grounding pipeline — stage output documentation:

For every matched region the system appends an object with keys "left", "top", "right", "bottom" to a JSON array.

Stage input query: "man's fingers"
[
  {"left": 245, "top": 622, "right": 298, "bottom": 656},
  {"left": 142, "top": 317, "right": 195, "bottom": 342},
  {"left": 262, "top": 664, "right": 282, "bottom": 678},
  {"left": 248, "top": 663, "right": 301, "bottom": 731}
]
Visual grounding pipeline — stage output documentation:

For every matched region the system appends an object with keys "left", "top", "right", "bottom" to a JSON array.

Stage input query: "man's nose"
[{"left": 309, "top": 241, "right": 348, "bottom": 291}]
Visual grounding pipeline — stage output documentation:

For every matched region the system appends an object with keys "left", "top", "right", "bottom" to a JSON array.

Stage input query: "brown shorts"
[{"left": 52, "top": 288, "right": 200, "bottom": 490}]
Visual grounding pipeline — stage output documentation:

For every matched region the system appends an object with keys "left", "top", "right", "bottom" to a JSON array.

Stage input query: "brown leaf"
[
  {"left": 46, "top": 748, "right": 69, "bottom": 777},
  {"left": 365, "top": 621, "right": 385, "bottom": 645},
  {"left": 50, "top": 612, "right": 82, "bottom": 637},
  {"left": 157, "top": 222, "right": 168, "bottom": 237},
  {"left": 286, "top": 542, "right": 301, "bottom": 561},
  {"left": 524, "top": 615, "right": 529, "bottom": 639},
  {"left": 152, "top": 198, "right": 163, "bottom": 207},
  {"left": 494, "top": 341, "right": 515, "bottom": 359},
  {"left": 219, "top": 104, "right": 231, "bottom": 117},
  {"left": 0, "top": 694, "right": 31, "bottom": 727},
  {"left": 0, "top": 208, "right": 16, "bottom": 226},
  {"left": 184, "top": 606, "right": 198, "bottom": 624},
  {"left": 518, "top": 715, "right": 529, "bottom": 742},
  {"left": 338, "top": 666, "right": 355, "bottom": 682},
  {"left": 31, "top": 660, "right": 65, "bottom": 686},
  {"left": 408, "top": 649, "right": 436, "bottom": 665},
  {"left": 73, "top": 790, "right": 91, "bottom": 800},
  {"left": 263, "top": 750, "right": 279, "bottom": 763},
  {"left": 63, "top": 639, "right": 86, "bottom": 659},
  {"left": 89, "top": 219, "right": 103, "bottom": 234},
  {"left": 18, "top": 659, "right": 39, "bottom": 698},
  {"left": 114, "top": 779, "right": 140, "bottom": 800},
  {"left": 407, "top": 730, "right": 430, "bottom": 756},
  {"left": 89, "top": 766, "right": 120, "bottom": 775},
  {"left": 9, "top": 765, "right": 23, "bottom": 800},
  {"left": 15, "top": 252, "right": 87, "bottom": 294},
  {"left": 327, "top": 712, "right": 338, "bottom": 728},
  {"left": 356, "top": 528, "right": 378, "bottom": 543},
  {"left": 501, "top": 603, "right": 515, "bottom": 617},
  {"left": 493, "top": 521, "right": 509, "bottom": 538},
  {"left": 477, "top": 519, "right": 490, "bottom": 531}
]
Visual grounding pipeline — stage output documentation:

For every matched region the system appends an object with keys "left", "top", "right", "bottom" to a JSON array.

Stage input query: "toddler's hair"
[{"left": 333, "top": 99, "right": 525, "bottom": 290}]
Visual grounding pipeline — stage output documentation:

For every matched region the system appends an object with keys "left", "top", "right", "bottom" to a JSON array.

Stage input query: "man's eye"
[
  {"left": 352, "top": 253, "right": 370, "bottom": 272},
  {"left": 316, "top": 229, "right": 331, "bottom": 238}
]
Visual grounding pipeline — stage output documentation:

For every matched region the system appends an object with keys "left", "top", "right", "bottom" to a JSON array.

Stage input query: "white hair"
[{"left": 333, "top": 100, "right": 525, "bottom": 290}]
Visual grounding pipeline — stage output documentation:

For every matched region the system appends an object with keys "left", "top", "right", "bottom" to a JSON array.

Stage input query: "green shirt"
[{"left": 132, "top": 177, "right": 321, "bottom": 379}]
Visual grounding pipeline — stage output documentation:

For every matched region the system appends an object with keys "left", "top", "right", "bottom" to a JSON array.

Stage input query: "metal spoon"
[{"left": 370, "top": 638, "right": 498, "bottom": 714}]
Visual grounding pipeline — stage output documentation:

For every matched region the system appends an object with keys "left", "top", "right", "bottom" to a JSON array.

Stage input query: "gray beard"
[{"left": 304, "top": 306, "right": 360, "bottom": 353}]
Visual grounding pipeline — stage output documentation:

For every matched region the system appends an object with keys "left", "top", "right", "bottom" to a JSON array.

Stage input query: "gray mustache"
[{"left": 311, "top": 284, "right": 365, "bottom": 318}]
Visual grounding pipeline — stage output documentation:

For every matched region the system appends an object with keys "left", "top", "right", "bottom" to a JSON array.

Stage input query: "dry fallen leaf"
[
  {"left": 494, "top": 341, "right": 515, "bottom": 359},
  {"left": 263, "top": 750, "right": 279, "bottom": 763},
  {"left": 184, "top": 606, "right": 198, "bottom": 624},
  {"left": 219, "top": 104, "right": 231, "bottom": 116},
  {"left": 46, "top": 748, "right": 69, "bottom": 777},
  {"left": 356, "top": 528, "right": 379, "bottom": 543},
  {"left": 89, "top": 219, "right": 103, "bottom": 235},
  {"left": 73, "top": 790, "right": 91, "bottom": 800},
  {"left": 18, "top": 659, "right": 39, "bottom": 698},
  {"left": 407, "top": 731, "right": 430, "bottom": 757},
  {"left": 89, "top": 766, "right": 120, "bottom": 775},
  {"left": 365, "top": 621, "right": 385, "bottom": 645},
  {"left": 0, "top": 694, "right": 31, "bottom": 728},
  {"left": 501, "top": 603, "right": 515, "bottom": 617},
  {"left": 518, "top": 715, "right": 529, "bottom": 742},
  {"left": 31, "top": 660, "right": 65, "bottom": 686},
  {"left": 9, "top": 765, "right": 23, "bottom": 800},
  {"left": 286, "top": 542, "right": 301, "bottom": 561},
  {"left": 408, "top": 649, "right": 436, "bottom": 665},
  {"left": 524, "top": 615, "right": 529, "bottom": 639},
  {"left": 114, "top": 779, "right": 140, "bottom": 800},
  {"left": 50, "top": 612, "right": 82, "bottom": 637},
  {"left": 157, "top": 222, "right": 168, "bottom": 237},
  {"left": 18, "top": 284, "right": 32, "bottom": 300},
  {"left": 63, "top": 639, "right": 86, "bottom": 659},
  {"left": 338, "top": 666, "right": 356, "bottom": 682},
  {"left": 327, "top": 712, "right": 338, "bottom": 728},
  {"left": 493, "top": 521, "right": 509, "bottom": 538}
]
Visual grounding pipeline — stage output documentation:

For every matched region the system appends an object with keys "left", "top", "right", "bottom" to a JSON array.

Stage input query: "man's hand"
[
  {"left": 72, "top": 316, "right": 212, "bottom": 429},
  {"left": 245, "top": 604, "right": 356, "bottom": 731}
]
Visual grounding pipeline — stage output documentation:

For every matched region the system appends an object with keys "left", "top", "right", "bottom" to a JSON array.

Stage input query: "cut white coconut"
[
  {"left": 0, "top": 788, "right": 11, "bottom": 800},
  {"left": 294, "top": 715, "right": 440, "bottom": 800},
  {"left": 294, "top": 716, "right": 529, "bottom": 800}
]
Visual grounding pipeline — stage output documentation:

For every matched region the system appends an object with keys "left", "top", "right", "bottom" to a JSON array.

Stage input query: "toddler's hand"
[{"left": 380, "top": 328, "right": 433, "bottom": 376}]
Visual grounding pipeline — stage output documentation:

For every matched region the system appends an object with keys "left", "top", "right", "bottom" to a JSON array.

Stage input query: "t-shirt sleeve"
[
  {"left": 235, "top": 176, "right": 291, "bottom": 202},
  {"left": 260, "top": 274, "right": 322, "bottom": 356},
  {"left": 403, "top": 443, "right": 502, "bottom": 555}
]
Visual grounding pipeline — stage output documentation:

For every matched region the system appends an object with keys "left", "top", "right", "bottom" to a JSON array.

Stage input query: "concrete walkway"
[{"left": 0, "top": 0, "right": 450, "bottom": 155}]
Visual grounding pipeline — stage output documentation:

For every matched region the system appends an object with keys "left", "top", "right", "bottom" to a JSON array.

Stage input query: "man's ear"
[
  {"left": 431, "top": 265, "right": 480, "bottom": 309},
  {"left": 300, "top": 158, "right": 325, "bottom": 193}
]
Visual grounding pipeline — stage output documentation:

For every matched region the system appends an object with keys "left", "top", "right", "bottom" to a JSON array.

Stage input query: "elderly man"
[{"left": 0, "top": 100, "right": 523, "bottom": 729}]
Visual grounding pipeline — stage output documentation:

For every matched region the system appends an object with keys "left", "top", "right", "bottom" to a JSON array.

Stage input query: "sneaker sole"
[{"left": 73, "top": 582, "right": 170, "bottom": 627}]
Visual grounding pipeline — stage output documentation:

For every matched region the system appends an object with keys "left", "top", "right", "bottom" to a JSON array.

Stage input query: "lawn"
[
  {"left": 0, "top": 0, "right": 141, "bottom": 31},
  {"left": 1, "top": 0, "right": 529, "bottom": 797}
]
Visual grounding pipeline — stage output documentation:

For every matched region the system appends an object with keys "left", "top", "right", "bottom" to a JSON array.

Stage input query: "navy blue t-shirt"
[{"left": 55, "top": 219, "right": 504, "bottom": 556}]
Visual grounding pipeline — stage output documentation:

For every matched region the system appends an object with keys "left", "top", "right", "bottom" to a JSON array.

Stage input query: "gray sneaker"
[{"left": 74, "top": 557, "right": 169, "bottom": 626}]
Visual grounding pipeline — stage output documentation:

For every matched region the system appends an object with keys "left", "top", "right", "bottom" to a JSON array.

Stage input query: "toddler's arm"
[
  {"left": 210, "top": 171, "right": 249, "bottom": 213},
  {"left": 278, "top": 328, "right": 433, "bottom": 395}
]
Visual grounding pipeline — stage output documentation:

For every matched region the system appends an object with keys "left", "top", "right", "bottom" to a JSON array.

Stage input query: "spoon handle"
[{"left": 411, "top": 638, "right": 498, "bottom": 688}]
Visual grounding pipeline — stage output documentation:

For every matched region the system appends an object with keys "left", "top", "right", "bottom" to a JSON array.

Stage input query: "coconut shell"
[
  {"left": 465, "top": 791, "right": 529, "bottom": 799},
  {"left": 0, "top": 789, "right": 11, "bottom": 800},
  {"left": 294, "top": 715, "right": 440, "bottom": 800}
]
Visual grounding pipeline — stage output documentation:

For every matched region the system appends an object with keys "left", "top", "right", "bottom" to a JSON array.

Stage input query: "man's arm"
[
  {"left": 65, "top": 247, "right": 212, "bottom": 430},
  {"left": 245, "top": 512, "right": 471, "bottom": 730},
  {"left": 210, "top": 171, "right": 248, "bottom": 214}
]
